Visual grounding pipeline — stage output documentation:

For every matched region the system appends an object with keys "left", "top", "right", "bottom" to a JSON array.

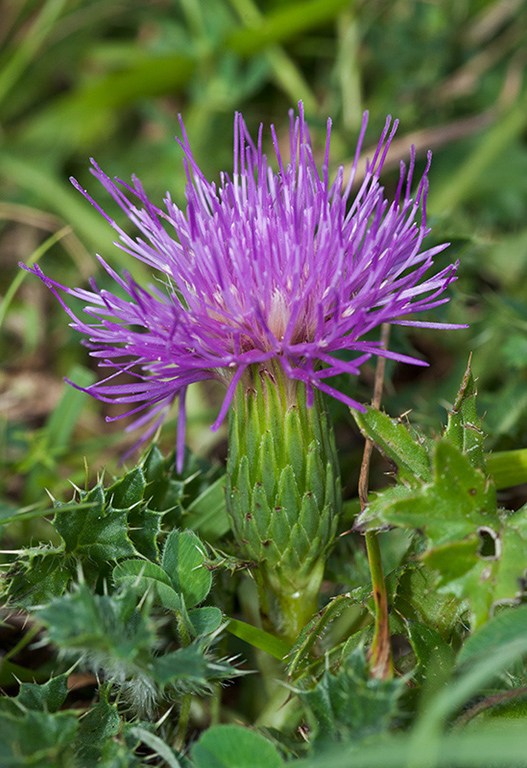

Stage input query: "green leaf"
[
  {"left": 112, "top": 560, "right": 182, "bottom": 612},
  {"left": 369, "top": 440, "right": 526, "bottom": 627},
  {"left": 423, "top": 506, "right": 527, "bottom": 628},
  {"left": 354, "top": 485, "right": 417, "bottom": 531},
  {"left": 406, "top": 621, "right": 456, "bottom": 687},
  {"left": 162, "top": 530, "right": 212, "bottom": 608},
  {"left": 352, "top": 406, "right": 432, "bottom": 486},
  {"left": 192, "top": 724, "right": 284, "bottom": 768},
  {"left": 106, "top": 466, "right": 161, "bottom": 561},
  {"left": 107, "top": 467, "right": 146, "bottom": 510},
  {"left": 184, "top": 475, "right": 229, "bottom": 541},
  {"left": 371, "top": 440, "right": 498, "bottom": 547},
  {"left": 20, "top": 54, "right": 196, "bottom": 150},
  {"left": 76, "top": 687, "right": 120, "bottom": 750},
  {"left": 391, "top": 565, "right": 466, "bottom": 642},
  {"left": 225, "top": 0, "right": 350, "bottom": 57},
  {"left": 0, "top": 709, "right": 78, "bottom": 766},
  {"left": 226, "top": 618, "right": 292, "bottom": 660},
  {"left": 41, "top": 364, "right": 96, "bottom": 456},
  {"left": 37, "top": 583, "right": 155, "bottom": 667},
  {"left": 487, "top": 448, "right": 527, "bottom": 489},
  {"left": 458, "top": 605, "right": 527, "bottom": 666},
  {"left": 54, "top": 483, "right": 137, "bottom": 564},
  {"left": 287, "top": 593, "right": 356, "bottom": 679},
  {"left": 299, "top": 646, "right": 404, "bottom": 744},
  {"left": 443, "top": 360, "right": 485, "bottom": 470},
  {"left": 151, "top": 644, "right": 241, "bottom": 688},
  {"left": 126, "top": 506, "right": 161, "bottom": 563},
  {"left": 188, "top": 606, "right": 223, "bottom": 637},
  {"left": 5, "top": 546, "right": 74, "bottom": 608},
  {"left": 16, "top": 674, "right": 69, "bottom": 713}
]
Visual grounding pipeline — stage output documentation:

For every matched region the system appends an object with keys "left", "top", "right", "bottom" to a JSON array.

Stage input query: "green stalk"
[
  {"left": 172, "top": 611, "right": 193, "bottom": 752},
  {"left": 364, "top": 530, "right": 393, "bottom": 679}
]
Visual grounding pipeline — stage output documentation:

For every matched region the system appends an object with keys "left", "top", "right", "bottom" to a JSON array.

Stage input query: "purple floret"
[{"left": 24, "top": 103, "right": 461, "bottom": 470}]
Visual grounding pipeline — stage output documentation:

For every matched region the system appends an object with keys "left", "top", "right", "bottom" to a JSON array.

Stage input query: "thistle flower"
[{"left": 24, "top": 104, "right": 459, "bottom": 472}]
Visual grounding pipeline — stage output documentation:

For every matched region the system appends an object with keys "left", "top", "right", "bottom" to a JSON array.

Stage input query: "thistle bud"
[{"left": 227, "top": 363, "right": 340, "bottom": 641}]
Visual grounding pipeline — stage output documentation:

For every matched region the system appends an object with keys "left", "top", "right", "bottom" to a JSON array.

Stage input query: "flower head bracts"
[{"left": 24, "top": 104, "right": 460, "bottom": 470}]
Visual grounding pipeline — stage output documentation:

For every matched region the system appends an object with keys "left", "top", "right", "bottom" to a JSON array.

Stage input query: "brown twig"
[
  {"left": 358, "top": 323, "right": 393, "bottom": 680},
  {"left": 455, "top": 686, "right": 527, "bottom": 728}
]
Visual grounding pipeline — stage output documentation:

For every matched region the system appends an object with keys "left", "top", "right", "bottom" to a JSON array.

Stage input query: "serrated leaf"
[
  {"left": 141, "top": 443, "right": 166, "bottom": 483},
  {"left": 287, "top": 593, "right": 356, "bottom": 679},
  {"left": 423, "top": 507, "right": 527, "bottom": 629},
  {"left": 107, "top": 467, "right": 146, "bottom": 510},
  {"left": 192, "top": 724, "right": 284, "bottom": 768},
  {"left": 391, "top": 565, "right": 466, "bottom": 641},
  {"left": 16, "top": 674, "right": 69, "bottom": 713},
  {"left": 151, "top": 644, "right": 240, "bottom": 688},
  {"left": 371, "top": 441, "right": 527, "bottom": 627},
  {"left": 443, "top": 361, "right": 485, "bottom": 470},
  {"left": 406, "top": 621, "right": 456, "bottom": 684},
  {"left": 76, "top": 688, "right": 120, "bottom": 749},
  {"left": 113, "top": 560, "right": 182, "bottom": 612},
  {"left": 352, "top": 406, "right": 432, "bottom": 486},
  {"left": 150, "top": 645, "right": 210, "bottom": 686},
  {"left": 37, "top": 583, "right": 155, "bottom": 666},
  {"left": 54, "top": 484, "right": 137, "bottom": 564},
  {"left": 162, "top": 530, "right": 211, "bottom": 608},
  {"left": 299, "top": 646, "right": 404, "bottom": 744},
  {"left": 355, "top": 485, "right": 417, "bottom": 531},
  {"left": 5, "top": 548, "right": 73, "bottom": 608},
  {"left": 0, "top": 709, "right": 78, "bottom": 765},
  {"left": 373, "top": 441, "right": 498, "bottom": 547}
]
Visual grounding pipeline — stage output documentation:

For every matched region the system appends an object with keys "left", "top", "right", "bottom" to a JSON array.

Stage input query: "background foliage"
[{"left": 1, "top": 0, "right": 527, "bottom": 765}]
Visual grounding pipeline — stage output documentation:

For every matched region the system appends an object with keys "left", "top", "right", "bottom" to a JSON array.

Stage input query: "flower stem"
[
  {"left": 358, "top": 323, "right": 393, "bottom": 680},
  {"left": 173, "top": 693, "right": 192, "bottom": 753},
  {"left": 364, "top": 529, "right": 393, "bottom": 679},
  {"left": 172, "top": 610, "right": 193, "bottom": 751}
]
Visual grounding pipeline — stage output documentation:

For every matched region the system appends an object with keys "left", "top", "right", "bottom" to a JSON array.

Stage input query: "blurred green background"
[{"left": 1, "top": 0, "right": 526, "bottom": 511}]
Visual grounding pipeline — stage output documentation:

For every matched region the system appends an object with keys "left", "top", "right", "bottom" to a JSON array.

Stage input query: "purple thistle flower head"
[{"left": 24, "top": 104, "right": 462, "bottom": 471}]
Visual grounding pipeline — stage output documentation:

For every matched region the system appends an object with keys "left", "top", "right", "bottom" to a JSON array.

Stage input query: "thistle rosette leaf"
[{"left": 22, "top": 103, "right": 461, "bottom": 471}]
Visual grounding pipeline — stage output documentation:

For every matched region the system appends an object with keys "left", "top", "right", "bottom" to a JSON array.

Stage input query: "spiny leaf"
[
  {"left": 16, "top": 674, "right": 69, "bottom": 714},
  {"left": 352, "top": 406, "right": 432, "bottom": 486},
  {"left": 0, "top": 709, "right": 78, "bottom": 766},
  {"left": 369, "top": 441, "right": 526, "bottom": 628},
  {"left": 37, "top": 583, "right": 155, "bottom": 665},
  {"left": 54, "top": 483, "right": 137, "bottom": 564},
  {"left": 368, "top": 440, "right": 498, "bottom": 547},
  {"left": 443, "top": 360, "right": 485, "bottom": 470},
  {"left": 298, "top": 646, "right": 404, "bottom": 744},
  {"left": 5, "top": 546, "right": 74, "bottom": 608}
]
